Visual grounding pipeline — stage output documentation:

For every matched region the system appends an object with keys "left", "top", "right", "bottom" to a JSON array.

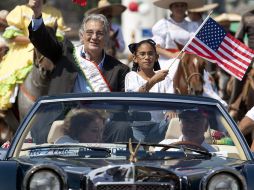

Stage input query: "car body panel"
[{"left": 1, "top": 92, "right": 253, "bottom": 189}]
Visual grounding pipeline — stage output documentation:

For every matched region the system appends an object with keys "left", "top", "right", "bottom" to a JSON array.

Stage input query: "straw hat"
[
  {"left": 86, "top": 0, "right": 126, "bottom": 17},
  {"left": 188, "top": 3, "right": 218, "bottom": 13},
  {"left": 153, "top": 0, "right": 205, "bottom": 9},
  {"left": 214, "top": 13, "right": 241, "bottom": 23},
  {"left": 0, "top": 10, "right": 9, "bottom": 27}
]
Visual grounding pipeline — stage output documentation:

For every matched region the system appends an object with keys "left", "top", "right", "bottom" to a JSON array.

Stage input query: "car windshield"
[{"left": 16, "top": 98, "right": 244, "bottom": 160}]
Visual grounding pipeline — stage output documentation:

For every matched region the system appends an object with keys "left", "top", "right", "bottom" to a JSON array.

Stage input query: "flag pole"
[{"left": 167, "top": 10, "right": 214, "bottom": 70}]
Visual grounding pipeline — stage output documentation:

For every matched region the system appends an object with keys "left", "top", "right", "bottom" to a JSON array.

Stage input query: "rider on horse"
[{"left": 0, "top": 0, "right": 69, "bottom": 111}]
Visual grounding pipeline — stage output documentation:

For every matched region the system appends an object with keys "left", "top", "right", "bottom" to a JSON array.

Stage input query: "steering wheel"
[{"left": 161, "top": 140, "right": 209, "bottom": 152}]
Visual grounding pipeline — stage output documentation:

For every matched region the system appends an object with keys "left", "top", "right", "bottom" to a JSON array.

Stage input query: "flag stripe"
[
  {"left": 185, "top": 45, "right": 215, "bottom": 62},
  {"left": 185, "top": 46, "right": 242, "bottom": 80},
  {"left": 223, "top": 37, "right": 254, "bottom": 62},
  {"left": 217, "top": 46, "right": 249, "bottom": 70},
  {"left": 187, "top": 42, "right": 211, "bottom": 57},
  {"left": 222, "top": 36, "right": 253, "bottom": 63},
  {"left": 192, "top": 38, "right": 246, "bottom": 74},
  {"left": 220, "top": 42, "right": 250, "bottom": 66},
  {"left": 185, "top": 46, "right": 242, "bottom": 79},
  {"left": 226, "top": 34, "right": 254, "bottom": 58},
  {"left": 192, "top": 38, "right": 245, "bottom": 77}
]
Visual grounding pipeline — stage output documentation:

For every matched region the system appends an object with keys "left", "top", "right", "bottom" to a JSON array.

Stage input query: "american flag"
[{"left": 184, "top": 17, "right": 254, "bottom": 80}]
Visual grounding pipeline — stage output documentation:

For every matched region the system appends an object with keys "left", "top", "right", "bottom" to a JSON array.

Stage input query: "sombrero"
[
  {"left": 0, "top": 10, "right": 9, "bottom": 27},
  {"left": 153, "top": 0, "right": 205, "bottom": 10},
  {"left": 214, "top": 13, "right": 242, "bottom": 23},
  {"left": 188, "top": 3, "right": 218, "bottom": 13},
  {"left": 86, "top": 0, "right": 126, "bottom": 17}
]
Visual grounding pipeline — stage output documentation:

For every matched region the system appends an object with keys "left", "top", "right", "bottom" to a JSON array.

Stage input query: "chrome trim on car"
[{"left": 87, "top": 164, "right": 180, "bottom": 190}]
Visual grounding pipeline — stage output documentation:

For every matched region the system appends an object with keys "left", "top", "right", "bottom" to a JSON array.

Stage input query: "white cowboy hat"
[
  {"left": 86, "top": 0, "right": 126, "bottom": 17},
  {"left": 214, "top": 13, "right": 241, "bottom": 23},
  {"left": 188, "top": 3, "right": 218, "bottom": 13},
  {"left": 153, "top": 0, "right": 205, "bottom": 9}
]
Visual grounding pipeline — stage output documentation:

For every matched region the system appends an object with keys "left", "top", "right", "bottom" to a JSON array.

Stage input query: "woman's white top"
[
  {"left": 152, "top": 17, "right": 199, "bottom": 50},
  {"left": 125, "top": 70, "right": 227, "bottom": 109},
  {"left": 202, "top": 70, "right": 228, "bottom": 108},
  {"left": 246, "top": 106, "right": 254, "bottom": 120},
  {"left": 125, "top": 71, "right": 174, "bottom": 93},
  {"left": 152, "top": 17, "right": 199, "bottom": 71}
]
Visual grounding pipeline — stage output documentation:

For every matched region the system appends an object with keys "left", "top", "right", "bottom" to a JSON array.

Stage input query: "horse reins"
[
  {"left": 19, "top": 83, "right": 36, "bottom": 102},
  {"left": 181, "top": 61, "right": 203, "bottom": 94}
]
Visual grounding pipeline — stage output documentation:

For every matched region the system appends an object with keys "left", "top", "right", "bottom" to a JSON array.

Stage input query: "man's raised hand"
[{"left": 28, "top": 0, "right": 43, "bottom": 18}]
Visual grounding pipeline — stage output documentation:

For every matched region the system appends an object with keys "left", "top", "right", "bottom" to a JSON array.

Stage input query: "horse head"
[
  {"left": 18, "top": 25, "right": 57, "bottom": 121},
  {"left": 174, "top": 53, "right": 205, "bottom": 95},
  {"left": 33, "top": 47, "right": 54, "bottom": 80},
  {"left": 33, "top": 24, "right": 57, "bottom": 81}
]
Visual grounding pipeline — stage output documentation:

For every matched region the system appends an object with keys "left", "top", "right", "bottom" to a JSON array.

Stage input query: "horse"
[
  {"left": 0, "top": 26, "right": 56, "bottom": 146},
  {"left": 17, "top": 25, "right": 57, "bottom": 122},
  {"left": 226, "top": 68, "right": 254, "bottom": 148},
  {"left": 173, "top": 53, "right": 206, "bottom": 95},
  {"left": 17, "top": 44, "right": 54, "bottom": 121},
  {"left": 227, "top": 68, "right": 254, "bottom": 122},
  {"left": 0, "top": 112, "right": 14, "bottom": 146}
]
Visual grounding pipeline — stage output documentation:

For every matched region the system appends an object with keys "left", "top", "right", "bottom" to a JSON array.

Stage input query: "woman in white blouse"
[
  {"left": 125, "top": 39, "right": 173, "bottom": 93},
  {"left": 151, "top": 0, "right": 228, "bottom": 108},
  {"left": 152, "top": 0, "right": 204, "bottom": 70},
  {"left": 125, "top": 39, "right": 173, "bottom": 142}
]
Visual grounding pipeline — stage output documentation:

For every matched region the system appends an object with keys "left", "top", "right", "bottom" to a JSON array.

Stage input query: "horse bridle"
[
  {"left": 34, "top": 49, "right": 46, "bottom": 67},
  {"left": 181, "top": 60, "right": 204, "bottom": 94}
]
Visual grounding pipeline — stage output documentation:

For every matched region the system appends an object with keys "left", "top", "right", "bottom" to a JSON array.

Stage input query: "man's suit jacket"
[{"left": 28, "top": 22, "right": 129, "bottom": 94}]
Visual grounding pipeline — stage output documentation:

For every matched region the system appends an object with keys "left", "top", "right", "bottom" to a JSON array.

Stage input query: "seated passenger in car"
[
  {"left": 55, "top": 109, "right": 106, "bottom": 144},
  {"left": 161, "top": 108, "right": 217, "bottom": 152}
]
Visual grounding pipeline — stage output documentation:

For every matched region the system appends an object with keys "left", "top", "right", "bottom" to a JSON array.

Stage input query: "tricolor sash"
[{"left": 73, "top": 46, "right": 111, "bottom": 92}]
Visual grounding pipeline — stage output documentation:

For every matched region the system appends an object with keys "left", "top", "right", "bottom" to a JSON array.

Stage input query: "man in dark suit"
[{"left": 28, "top": 0, "right": 129, "bottom": 94}]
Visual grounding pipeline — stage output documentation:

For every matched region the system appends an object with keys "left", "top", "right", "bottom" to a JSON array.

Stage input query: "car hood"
[
  {"left": 16, "top": 156, "right": 246, "bottom": 176},
  {"left": 14, "top": 156, "right": 247, "bottom": 189}
]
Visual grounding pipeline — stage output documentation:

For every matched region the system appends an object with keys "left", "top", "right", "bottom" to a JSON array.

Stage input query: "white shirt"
[
  {"left": 246, "top": 106, "right": 254, "bottom": 120},
  {"left": 73, "top": 45, "right": 106, "bottom": 93},
  {"left": 125, "top": 71, "right": 174, "bottom": 93},
  {"left": 152, "top": 17, "right": 199, "bottom": 50},
  {"left": 125, "top": 70, "right": 227, "bottom": 108},
  {"left": 152, "top": 17, "right": 198, "bottom": 73},
  {"left": 202, "top": 70, "right": 228, "bottom": 108}
]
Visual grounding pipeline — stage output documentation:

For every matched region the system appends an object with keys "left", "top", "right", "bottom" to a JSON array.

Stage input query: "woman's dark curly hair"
[
  {"left": 128, "top": 39, "right": 160, "bottom": 72},
  {"left": 63, "top": 109, "right": 107, "bottom": 141}
]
